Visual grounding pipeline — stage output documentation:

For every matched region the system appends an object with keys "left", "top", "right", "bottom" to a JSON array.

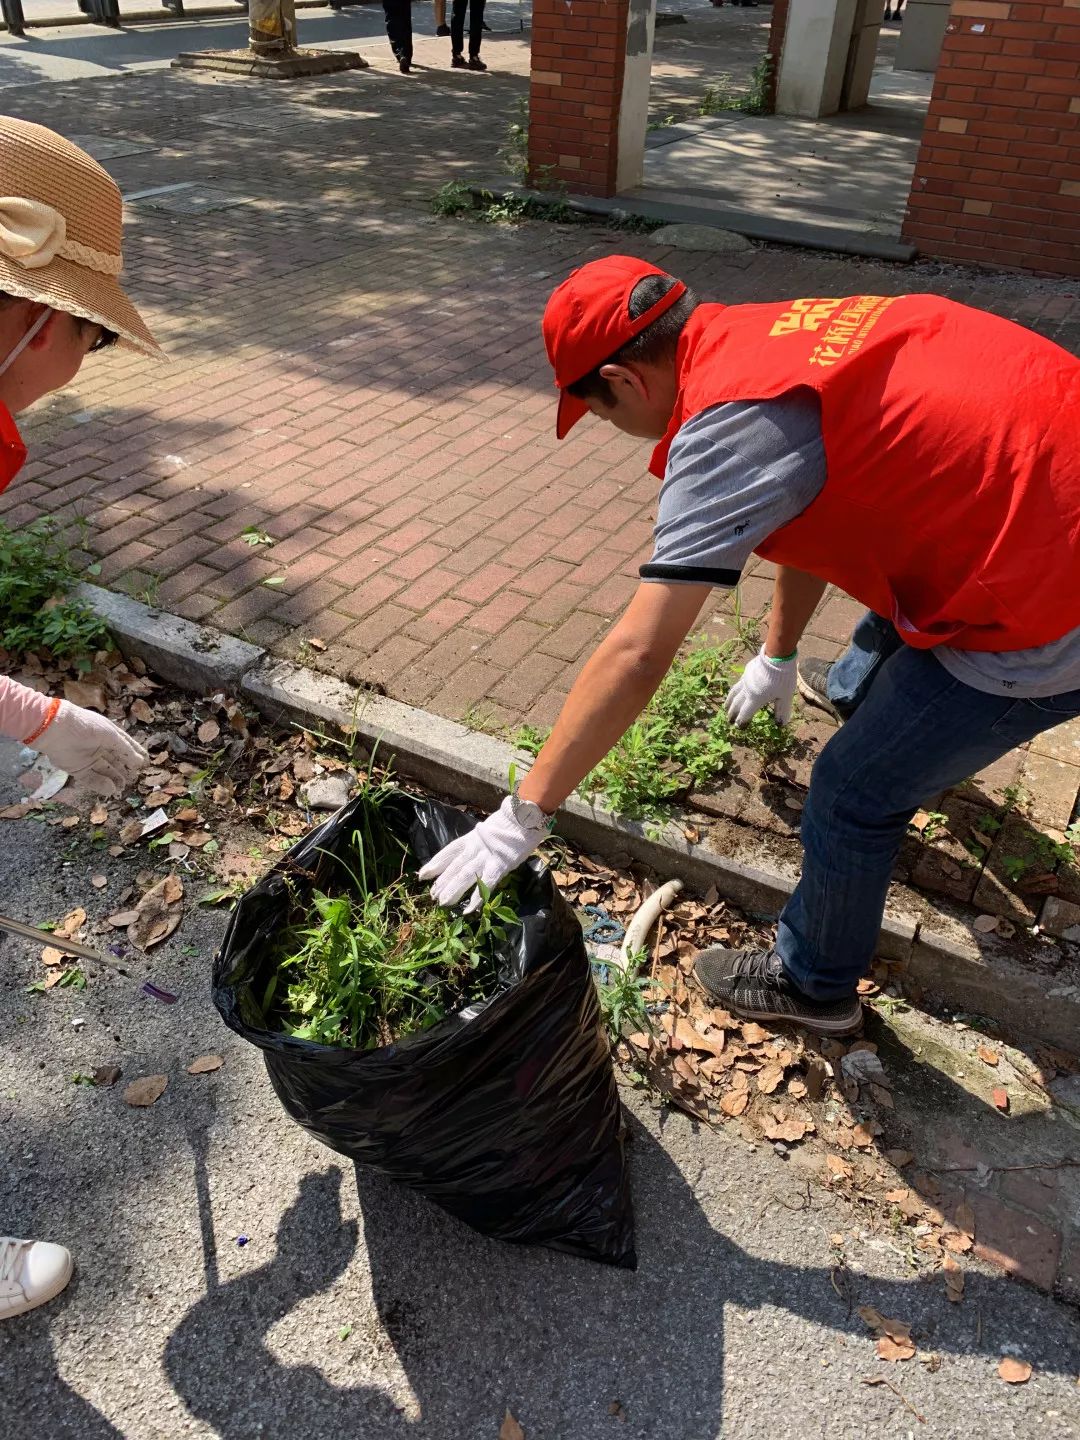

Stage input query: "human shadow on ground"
[{"left": 161, "top": 1113, "right": 1080, "bottom": 1440}]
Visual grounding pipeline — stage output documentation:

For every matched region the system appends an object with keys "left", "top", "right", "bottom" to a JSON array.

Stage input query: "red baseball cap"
[{"left": 542, "top": 256, "right": 687, "bottom": 440}]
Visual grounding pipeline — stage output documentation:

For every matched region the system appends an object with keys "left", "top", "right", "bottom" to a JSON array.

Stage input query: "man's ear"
[{"left": 598, "top": 361, "right": 649, "bottom": 400}]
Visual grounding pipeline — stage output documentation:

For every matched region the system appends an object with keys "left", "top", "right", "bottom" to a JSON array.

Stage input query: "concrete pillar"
[
  {"left": 528, "top": 0, "right": 657, "bottom": 197},
  {"left": 895, "top": 0, "right": 951, "bottom": 72},
  {"left": 842, "top": 0, "right": 887, "bottom": 108},
  {"left": 775, "top": 0, "right": 859, "bottom": 117}
]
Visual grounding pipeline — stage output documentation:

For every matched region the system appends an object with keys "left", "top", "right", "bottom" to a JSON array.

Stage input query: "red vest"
[
  {"left": 0, "top": 403, "right": 26, "bottom": 495},
  {"left": 650, "top": 295, "right": 1080, "bottom": 652}
]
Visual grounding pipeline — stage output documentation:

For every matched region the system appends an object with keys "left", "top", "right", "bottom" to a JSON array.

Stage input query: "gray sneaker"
[
  {"left": 694, "top": 948, "right": 863, "bottom": 1036},
  {"left": 796, "top": 657, "right": 847, "bottom": 724}
]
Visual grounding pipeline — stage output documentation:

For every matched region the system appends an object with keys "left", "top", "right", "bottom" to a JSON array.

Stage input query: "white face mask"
[{"left": 0, "top": 307, "right": 51, "bottom": 379}]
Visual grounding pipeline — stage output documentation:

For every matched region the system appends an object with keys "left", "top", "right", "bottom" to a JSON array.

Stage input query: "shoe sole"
[
  {"left": 796, "top": 671, "right": 844, "bottom": 725},
  {"left": 723, "top": 997, "right": 864, "bottom": 1037}
]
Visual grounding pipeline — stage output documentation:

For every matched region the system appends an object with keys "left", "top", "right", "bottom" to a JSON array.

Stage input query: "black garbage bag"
[{"left": 213, "top": 788, "right": 636, "bottom": 1268}]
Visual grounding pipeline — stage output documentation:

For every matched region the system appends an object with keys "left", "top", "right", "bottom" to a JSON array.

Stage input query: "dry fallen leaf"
[
  {"left": 859, "top": 1307, "right": 912, "bottom": 1344},
  {"left": 826, "top": 1155, "right": 854, "bottom": 1181},
  {"left": 741, "top": 1022, "right": 769, "bottom": 1045},
  {"left": 720, "top": 1091, "right": 749, "bottom": 1117},
  {"left": 123, "top": 1075, "right": 168, "bottom": 1108},
  {"left": 976, "top": 1044, "right": 1000, "bottom": 1067},
  {"left": 55, "top": 908, "right": 86, "bottom": 939},
  {"left": 885, "top": 1148, "right": 914, "bottom": 1168},
  {"left": 128, "top": 875, "right": 184, "bottom": 950},
  {"left": 91, "top": 874, "right": 108, "bottom": 890},
  {"left": 757, "top": 1064, "right": 784, "bottom": 1095},
  {"left": 187, "top": 1054, "right": 224, "bottom": 1075},
  {"left": 763, "top": 1117, "right": 809, "bottom": 1143},
  {"left": 92, "top": 1064, "right": 122, "bottom": 1087},
  {"left": 64, "top": 678, "right": 106, "bottom": 712},
  {"left": 877, "top": 1336, "right": 917, "bottom": 1362},
  {"left": 955, "top": 1201, "right": 976, "bottom": 1237},
  {"left": 943, "top": 1255, "right": 965, "bottom": 1303},
  {"left": 309, "top": 637, "right": 328, "bottom": 652},
  {"left": 973, "top": 914, "right": 999, "bottom": 934},
  {"left": 997, "top": 1357, "right": 1032, "bottom": 1385},
  {"left": 40, "top": 946, "right": 66, "bottom": 967},
  {"left": 197, "top": 719, "right": 221, "bottom": 744},
  {"left": 105, "top": 909, "right": 140, "bottom": 928},
  {"left": 61, "top": 815, "right": 79, "bottom": 830},
  {"left": 499, "top": 1409, "right": 525, "bottom": 1440},
  {"left": 129, "top": 698, "right": 155, "bottom": 724},
  {"left": 942, "top": 1230, "right": 974, "bottom": 1255},
  {"left": 89, "top": 804, "right": 109, "bottom": 825}
]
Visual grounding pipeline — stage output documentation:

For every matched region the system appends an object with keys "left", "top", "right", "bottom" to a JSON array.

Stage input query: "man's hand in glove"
[
  {"left": 30, "top": 700, "right": 149, "bottom": 798},
  {"left": 724, "top": 646, "right": 797, "bottom": 727},
  {"left": 419, "top": 794, "right": 550, "bottom": 913}
]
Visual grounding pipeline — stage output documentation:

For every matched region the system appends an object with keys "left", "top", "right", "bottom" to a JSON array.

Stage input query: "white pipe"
[{"left": 618, "top": 879, "right": 684, "bottom": 971}]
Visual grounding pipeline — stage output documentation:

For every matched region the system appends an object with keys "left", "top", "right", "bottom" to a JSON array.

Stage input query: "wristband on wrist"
[
  {"left": 765, "top": 649, "right": 797, "bottom": 665},
  {"left": 22, "top": 696, "right": 61, "bottom": 746}
]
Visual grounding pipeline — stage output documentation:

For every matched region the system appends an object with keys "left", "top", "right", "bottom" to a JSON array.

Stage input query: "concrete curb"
[
  {"left": 469, "top": 180, "right": 919, "bottom": 265},
  {"left": 90, "top": 591, "right": 1080, "bottom": 1053}
]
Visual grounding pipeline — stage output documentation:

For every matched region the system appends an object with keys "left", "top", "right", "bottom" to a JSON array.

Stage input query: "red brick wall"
[
  {"left": 765, "top": 0, "right": 790, "bottom": 112},
  {"left": 903, "top": 0, "right": 1080, "bottom": 276},
  {"left": 528, "top": 0, "right": 630, "bottom": 195}
]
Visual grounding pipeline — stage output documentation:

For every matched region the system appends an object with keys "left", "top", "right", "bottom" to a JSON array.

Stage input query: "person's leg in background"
[
  {"left": 383, "top": 0, "right": 413, "bottom": 71},
  {"left": 450, "top": 0, "right": 467, "bottom": 64},
  {"left": 434, "top": 0, "right": 449, "bottom": 37},
  {"left": 466, "top": 0, "right": 486, "bottom": 65}
]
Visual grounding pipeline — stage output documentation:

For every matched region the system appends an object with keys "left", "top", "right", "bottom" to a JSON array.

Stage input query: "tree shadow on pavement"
[{"left": 161, "top": 1113, "right": 1080, "bottom": 1440}]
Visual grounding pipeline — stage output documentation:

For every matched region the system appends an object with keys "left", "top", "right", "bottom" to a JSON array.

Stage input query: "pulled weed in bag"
[{"left": 262, "top": 780, "right": 518, "bottom": 1050}]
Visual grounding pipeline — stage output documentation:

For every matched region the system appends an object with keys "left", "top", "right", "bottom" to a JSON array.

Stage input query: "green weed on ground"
[
  {"left": 0, "top": 519, "right": 108, "bottom": 666},
  {"left": 516, "top": 639, "right": 794, "bottom": 825}
]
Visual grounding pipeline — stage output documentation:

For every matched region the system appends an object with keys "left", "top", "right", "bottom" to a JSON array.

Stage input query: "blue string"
[{"left": 581, "top": 904, "right": 625, "bottom": 946}]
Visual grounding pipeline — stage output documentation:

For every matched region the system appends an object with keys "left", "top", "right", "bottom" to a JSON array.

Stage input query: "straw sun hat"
[{"left": 0, "top": 116, "right": 161, "bottom": 358}]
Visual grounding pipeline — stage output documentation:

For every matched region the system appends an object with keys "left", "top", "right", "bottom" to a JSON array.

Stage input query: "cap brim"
[{"left": 555, "top": 389, "right": 589, "bottom": 441}]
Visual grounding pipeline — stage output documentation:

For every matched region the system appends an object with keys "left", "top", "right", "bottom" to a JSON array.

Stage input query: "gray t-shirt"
[{"left": 641, "top": 398, "right": 1080, "bottom": 700}]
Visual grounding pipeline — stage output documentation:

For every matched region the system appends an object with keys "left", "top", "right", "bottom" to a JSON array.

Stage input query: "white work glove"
[
  {"left": 418, "top": 795, "right": 548, "bottom": 914},
  {"left": 725, "top": 647, "right": 797, "bottom": 727},
  {"left": 30, "top": 700, "right": 149, "bottom": 798}
]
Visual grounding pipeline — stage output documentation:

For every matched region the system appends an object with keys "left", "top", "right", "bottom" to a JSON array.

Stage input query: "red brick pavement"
[{"left": 4, "top": 39, "right": 1080, "bottom": 751}]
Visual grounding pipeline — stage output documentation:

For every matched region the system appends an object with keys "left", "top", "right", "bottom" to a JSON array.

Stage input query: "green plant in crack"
[
  {"left": 0, "top": 518, "right": 109, "bottom": 665},
  {"left": 430, "top": 180, "right": 473, "bottom": 218},
  {"left": 499, "top": 95, "right": 530, "bottom": 180},
  {"left": 699, "top": 54, "right": 774, "bottom": 118},
  {"left": 513, "top": 639, "right": 798, "bottom": 824},
  {"left": 1000, "top": 855, "right": 1030, "bottom": 884}
]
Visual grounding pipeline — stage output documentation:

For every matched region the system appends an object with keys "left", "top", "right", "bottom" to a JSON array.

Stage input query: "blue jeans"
[{"left": 776, "top": 612, "right": 1080, "bottom": 999}]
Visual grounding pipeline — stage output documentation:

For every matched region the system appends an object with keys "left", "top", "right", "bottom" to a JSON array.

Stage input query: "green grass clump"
[
  {"left": 0, "top": 519, "right": 108, "bottom": 664},
  {"left": 515, "top": 640, "right": 795, "bottom": 825}
]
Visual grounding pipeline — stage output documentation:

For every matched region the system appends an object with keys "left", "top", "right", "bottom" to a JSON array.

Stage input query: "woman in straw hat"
[{"left": 0, "top": 117, "right": 162, "bottom": 1322}]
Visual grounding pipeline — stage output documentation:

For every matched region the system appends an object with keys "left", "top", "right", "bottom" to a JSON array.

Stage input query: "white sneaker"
[{"left": 0, "top": 1236, "right": 73, "bottom": 1320}]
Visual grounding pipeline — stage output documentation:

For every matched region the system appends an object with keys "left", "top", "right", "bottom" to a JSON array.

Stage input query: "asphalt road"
[{"left": 0, "top": 738, "right": 1078, "bottom": 1439}]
